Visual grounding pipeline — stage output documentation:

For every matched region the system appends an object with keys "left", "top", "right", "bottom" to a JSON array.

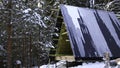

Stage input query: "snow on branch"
[{"left": 21, "top": 8, "right": 47, "bottom": 28}]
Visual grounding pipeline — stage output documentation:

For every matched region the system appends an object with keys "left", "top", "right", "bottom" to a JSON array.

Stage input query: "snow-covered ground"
[
  {"left": 38, "top": 60, "right": 119, "bottom": 68},
  {"left": 69, "top": 62, "right": 118, "bottom": 68}
]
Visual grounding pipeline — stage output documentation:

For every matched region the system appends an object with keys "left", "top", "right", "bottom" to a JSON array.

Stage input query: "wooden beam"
[{"left": 62, "top": 32, "right": 67, "bottom": 35}]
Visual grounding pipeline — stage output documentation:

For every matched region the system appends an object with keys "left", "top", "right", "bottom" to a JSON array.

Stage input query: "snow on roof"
[{"left": 60, "top": 4, "right": 120, "bottom": 58}]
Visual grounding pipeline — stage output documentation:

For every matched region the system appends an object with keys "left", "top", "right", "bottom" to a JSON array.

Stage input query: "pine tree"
[{"left": 0, "top": 0, "right": 59, "bottom": 67}]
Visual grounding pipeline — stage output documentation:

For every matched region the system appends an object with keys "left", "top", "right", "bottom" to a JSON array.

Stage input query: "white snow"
[
  {"left": 61, "top": 5, "right": 120, "bottom": 57},
  {"left": 45, "top": 42, "right": 54, "bottom": 48},
  {"left": 40, "top": 60, "right": 66, "bottom": 68},
  {"left": 98, "top": 10, "right": 120, "bottom": 48},
  {"left": 108, "top": 12, "right": 120, "bottom": 47},
  {"left": 71, "top": 62, "right": 119, "bottom": 68},
  {"left": 78, "top": 8, "right": 112, "bottom": 57},
  {"left": 64, "top": 5, "right": 86, "bottom": 57},
  {"left": 118, "top": 62, "right": 120, "bottom": 65},
  {"left": 38, "top": 3, "right": 42, "bottom": 8},
  {"left": 71, "top": 62, "right": 105, "bottom": 68},
  {"left": 38, "top": 60, "right": 119, "bottom": 68},
  {"left": 32, "top": 12, "right": 47, "bottom": 28},
  {"left": 22, "top": 8, "right": 32, "bottom": 13},
  {"left": 54, "top": 33, "right": 59, "bottom": 37},
  {"left": 0, "top": 45, "right": 5, "bottom": 51},
  {"left": 16, "top": 60, "right": 21, "bottom": 64},
  {"left": 22, "top": 8, "right": 47, "bottom": 28}
]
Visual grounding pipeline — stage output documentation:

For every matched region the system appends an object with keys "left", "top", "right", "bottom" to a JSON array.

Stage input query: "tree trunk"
[
  {"left": 7, "top": 23, "right": 12, "bottom": 68},
  {"left": 7, "top": 0, "right": 12, "bottom": 68}
]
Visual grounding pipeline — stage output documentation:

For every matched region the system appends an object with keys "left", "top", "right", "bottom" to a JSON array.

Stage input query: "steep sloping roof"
[{"left": 60, "top": 5, "right": 120, "bottom": 59}]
